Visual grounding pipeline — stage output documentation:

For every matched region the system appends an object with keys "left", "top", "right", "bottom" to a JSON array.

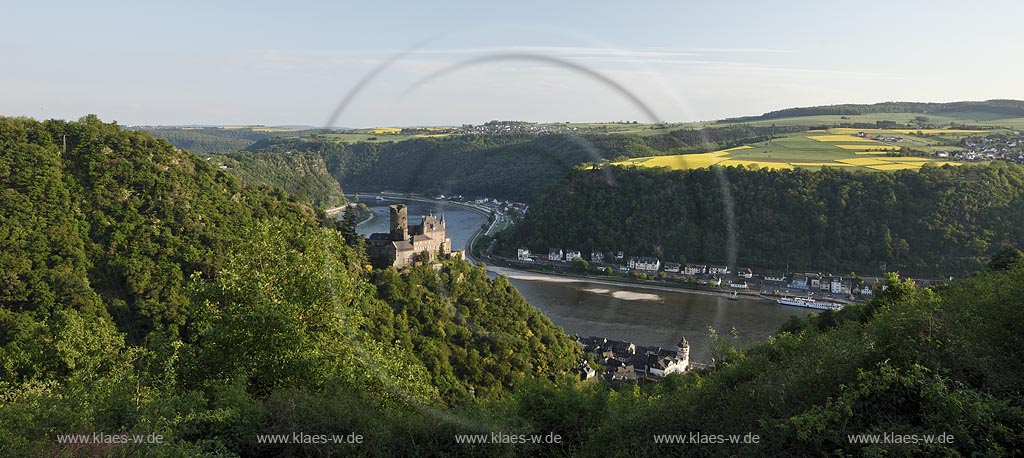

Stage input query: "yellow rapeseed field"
[
  {"left": 808, "top": 135, "right": 879, "bottom": 142},
  {"left": 634, "top": 153, "right": 726, "bottom": 169},
  {"left": 616, "top": 145, "right": 753, "bottom": 170},
  {"left": 838, "top": 158, "right": 889, "bottom": 166},
  {"left": 876, "top": 157, "right": 933, "bottom": 162},
  {"left": 369, "top": 127, "right": 403, "bottom": 134},
  {"left": 833, "top": 144, "right": 898, "bottom": 150},
  {"left": 716, "top": 160, "right": 794, "bottom": 170}
]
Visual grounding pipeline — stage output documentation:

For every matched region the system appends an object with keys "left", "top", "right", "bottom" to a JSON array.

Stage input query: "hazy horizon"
[{"left": 4, "top": 0, "right": 1023, "bottom": 127}]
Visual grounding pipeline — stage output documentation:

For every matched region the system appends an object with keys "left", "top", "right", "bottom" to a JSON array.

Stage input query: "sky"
[{"left": 3, "top": 0, "right": 1023, "bottom": 127}]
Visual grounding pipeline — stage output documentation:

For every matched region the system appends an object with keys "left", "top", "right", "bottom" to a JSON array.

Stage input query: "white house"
[
  {"left": 578, "top": 361, "right": 596, "bottom": 380},
  {"left": 590, "top": 251, "right": 605, "bottom": 263},
  {"left": 708, "top": 265, "right": 730, "bottom": 275},
  {"left": 663, "top": 262, "right": 681, "bottom": 273},
  {"left": 829, "top": 277, "right": 851, "bottom": 295},
  {"left": 517, "top": 249, "right": 532, "bottom": 261},
  {"left": 566, "top": 250, "right": 582, "bottom": 262},
  {"left": 548, "top": 248, "right": 563, "bottom": 261},
  {"left": 648, "top": 356, "right": 684, "bottom": 377},
  {"left": 684, "top": 264, "right": 706, "bottom": 275},
  {"left": 628, "top": 257, "right": 660, "bottom": 272}
]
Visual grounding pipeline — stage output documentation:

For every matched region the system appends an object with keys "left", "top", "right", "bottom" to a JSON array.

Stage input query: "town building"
[
  {"left": 578, "top": 361, "right": 596, "bottom": 380},
  {"left": 708, "top": 265, "right": 730, "bottom": 275},
  {"left": 663, "top": 262, "right": 681, "bottom": 273},
  {"left": 628, "top": 257, "right": 661, "bottom": 272},
  {"left": 684, "top": 264, "right": 707, "bottom": 275},
  {"left": 590, "top": 251, "right": 605, "bottom": 263},
  {"left": 566, "top": 250, "right": 582, "bottom": 262},
  {"left": 548, "top": 248, "right": 564, "bottom": 261},
  {"left": 517, "top": 249, "right": 532, "bottom": 261}
]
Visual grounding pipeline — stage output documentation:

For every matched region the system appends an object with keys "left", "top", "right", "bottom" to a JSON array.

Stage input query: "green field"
[
  {"left": 612, "top": 128, "right": 991, "bottom": 172},
  {"left": 320, "top": 131, "right": 453, "bottom": 143}
]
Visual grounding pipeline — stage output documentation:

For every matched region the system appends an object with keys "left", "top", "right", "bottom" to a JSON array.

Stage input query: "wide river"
[{"left": 354, "top": 196, "right": 812, "bottom": 363}]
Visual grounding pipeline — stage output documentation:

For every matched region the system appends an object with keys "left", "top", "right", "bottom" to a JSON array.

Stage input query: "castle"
[{"left": 367, "top": 204, "right": 461, "bottom": 268}]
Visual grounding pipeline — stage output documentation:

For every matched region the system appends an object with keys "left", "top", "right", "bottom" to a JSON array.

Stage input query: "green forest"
[
  {"left": 206, "top": 151, "right": 347, "bottom": 208},
  {"left": 242, "top": 124, "right": 801, "bottom": 202},
  {"left": 722, "top": 99, "right": 1024, "bottom": 123},
  {"left": 502, "top": 163, "right": 1024, "bottom": 276},
  {"left": 3, "top": 117, "right": 1023, "bottom": 456}
]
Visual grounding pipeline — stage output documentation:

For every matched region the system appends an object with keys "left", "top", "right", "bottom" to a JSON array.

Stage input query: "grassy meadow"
[{"left": 612, "top": 128, "right": 984, "bottom": 172}]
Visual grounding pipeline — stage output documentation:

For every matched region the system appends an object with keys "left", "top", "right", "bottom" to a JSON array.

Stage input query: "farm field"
[{"left": 612, "top": 129, "right": 971, "bottom": 172}]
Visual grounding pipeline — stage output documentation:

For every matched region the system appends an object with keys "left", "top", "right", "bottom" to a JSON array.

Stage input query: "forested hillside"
[
  {"left": 3, "top": 116, "right": 1021, "bottom": 456},
  {"left": 501, "top": 163, "right": 1024, "bottom": 276},
  {"left": 0, "top": 116, "right": 580, "bottom": 456},
  {"left": 134, "top": 127, "right": 321, "bottom": 154},
  {"left": 585, "top": 263, "right": 1024, "bottom": 456},
  {"left": 247, "top": 125, "right": 802, "bottom": 201},
  {"left": 208, "top": 151, "right": 346, "bottom": 208},
  {"left": 723, "top": 99, "right": 1024, "bottom": 123}
]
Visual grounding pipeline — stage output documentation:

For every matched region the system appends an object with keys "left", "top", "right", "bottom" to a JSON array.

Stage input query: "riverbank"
[
  {"left": 486, "top": 264, "right": 776, "bottom": 303},
  {"left": 325, "top": 202, "right": 374, "bottom": 227},
  {"left": 343, "top": 192, "right": 492, "bottom": 218}
]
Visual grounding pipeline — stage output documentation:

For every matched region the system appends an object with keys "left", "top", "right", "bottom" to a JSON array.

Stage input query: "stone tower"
[
  {"left": 677, "top": 337, "right": 690, "bottom": 364},
  {"left": 389, "top": 204, "right": 408, "bottom": 240}
]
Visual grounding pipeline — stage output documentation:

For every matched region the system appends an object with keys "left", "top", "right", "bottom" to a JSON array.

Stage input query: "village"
[
  {"left": 513, "top": 247, "right": 907, "bottom": 302},
  {"left": 574, "top": 335, "right": 694, "bottom": 383},
  {"left": 857, "top": 130, "right": 1024, "bottom": 163}
]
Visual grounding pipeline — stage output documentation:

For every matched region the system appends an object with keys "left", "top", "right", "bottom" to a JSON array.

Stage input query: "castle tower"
[{"left": 389, "top": 204, "right": 408, "bottom": 241}]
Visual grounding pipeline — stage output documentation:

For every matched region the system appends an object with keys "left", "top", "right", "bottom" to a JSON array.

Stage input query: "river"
[{"left": 352, "top": 196, "right": 812, "bottom": 363}]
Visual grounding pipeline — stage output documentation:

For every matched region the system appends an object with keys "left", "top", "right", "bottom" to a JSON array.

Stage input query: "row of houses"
[
  {"left": 764, "top": 272, "right": 882, "bottom": 296},
  {"left": 533, "top": 248, "right": 741, "bottom": 277},
  {"left": 577, "top": 336, "right": 690, "bottom": 381},
  {"left": 522, "top": 248, "right": 904, "bottom": 297}
]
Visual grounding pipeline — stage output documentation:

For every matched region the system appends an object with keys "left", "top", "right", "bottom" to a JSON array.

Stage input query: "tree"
[
  {"left": 571, "top": 257, "right": 591, "bottom": 273},
  {"left": 337, "top": 205, "right": 360, "bottom": 247},
  {"left": 988, "top": 247, "right": 1023, "bottom": 271}
]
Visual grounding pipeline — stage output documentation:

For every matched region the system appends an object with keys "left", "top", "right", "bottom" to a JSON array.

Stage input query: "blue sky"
[{"left": 3, "top": 0, "right": 1022, "bottom": 127}]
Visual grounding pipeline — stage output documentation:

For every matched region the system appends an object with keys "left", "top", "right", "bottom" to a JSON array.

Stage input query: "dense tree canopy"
[
  {"left": 245, "top": 126, "right": 805, "bottom": 202},
  {"left": 207, "top": 150, "right": 346, "bottom": 208},
  {"left": 2, "top": 116, "right": 1021, "bottom": 456},
  {"left": 502, "top": 163, "right": 1024, "bottom": 276}
]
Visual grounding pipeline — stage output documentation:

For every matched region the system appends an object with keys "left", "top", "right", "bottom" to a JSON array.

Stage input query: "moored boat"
[{"left": 776, "top": 296, "right": 843, "bottom": 311}]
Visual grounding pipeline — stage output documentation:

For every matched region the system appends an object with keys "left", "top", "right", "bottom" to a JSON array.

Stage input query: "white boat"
[
  {"left": 776, "top": 296, "right": 843, "bottom": 311},
  {"left": 375, "top": 196, "right": 385, "bottom": 201}
]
